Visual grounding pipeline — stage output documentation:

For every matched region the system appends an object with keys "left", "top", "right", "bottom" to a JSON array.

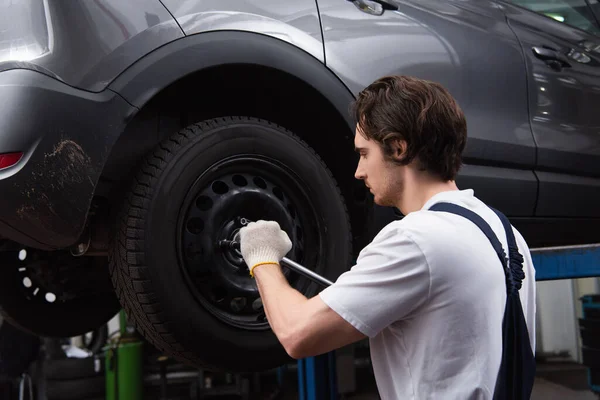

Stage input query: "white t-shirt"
[{"left": 319, "top": 189, "right": 536, "bottom": 400}]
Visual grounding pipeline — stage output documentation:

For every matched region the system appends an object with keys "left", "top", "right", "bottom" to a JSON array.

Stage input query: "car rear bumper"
[{"left": 0, "top": 69, "right": 135, "bottom": 250}]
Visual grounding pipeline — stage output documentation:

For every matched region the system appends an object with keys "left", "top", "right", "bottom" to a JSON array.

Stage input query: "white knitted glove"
[{"left": 239, "top": 220, "right": 292, "bottom": 277}]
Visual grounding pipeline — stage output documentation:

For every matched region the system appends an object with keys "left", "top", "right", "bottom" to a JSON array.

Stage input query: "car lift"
[{"left": 295, "top": 243, "right": 600, "bottom": 400}]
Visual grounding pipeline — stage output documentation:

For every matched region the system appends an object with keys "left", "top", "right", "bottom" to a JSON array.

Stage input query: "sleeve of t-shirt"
[{"left": 318, "top": 224, "right": 431, "bottom": 338}]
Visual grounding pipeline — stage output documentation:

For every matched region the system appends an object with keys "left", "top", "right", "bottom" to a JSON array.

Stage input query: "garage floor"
[
  {"left": 532, "top": 362, "right": 598, "bottom": 400},
  {"left": 533, "top": 378, "right": 597, "bottom": 400}
]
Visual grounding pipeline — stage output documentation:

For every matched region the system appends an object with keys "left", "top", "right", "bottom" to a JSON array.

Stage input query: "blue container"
[{"left": 579, "top": 295, "right": 600, "bottom": 393}]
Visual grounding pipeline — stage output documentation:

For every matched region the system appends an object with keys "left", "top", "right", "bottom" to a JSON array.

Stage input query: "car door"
[
  {"left": 499, "top": 0, "right": 600, "bottom": 218},
  {"left": 317, "top": 0, "right": 538, "bottom": 218}
]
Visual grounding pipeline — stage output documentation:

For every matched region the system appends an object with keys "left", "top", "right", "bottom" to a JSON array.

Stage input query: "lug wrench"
[{"left": 218, "top": 239, "right": 333, "bottom": 288}]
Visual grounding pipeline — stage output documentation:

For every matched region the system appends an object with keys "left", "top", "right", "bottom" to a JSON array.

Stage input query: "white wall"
[{"left": 535, "top": 278, "right": 600, "bottom": 362}]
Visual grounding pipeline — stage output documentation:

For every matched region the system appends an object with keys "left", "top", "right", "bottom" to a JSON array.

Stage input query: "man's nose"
[{"left": 354, "top": 163, "right": 365, "bottom": 180}]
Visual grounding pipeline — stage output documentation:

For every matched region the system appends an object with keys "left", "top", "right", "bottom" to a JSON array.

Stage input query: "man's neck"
[{"left": 397, "top": 172, "right": 459, "bottom": 215}]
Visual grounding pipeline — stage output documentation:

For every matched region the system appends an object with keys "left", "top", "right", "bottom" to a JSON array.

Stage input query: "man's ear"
[{"left": 390, "top": 139, "right": 407, "bottom": 162}]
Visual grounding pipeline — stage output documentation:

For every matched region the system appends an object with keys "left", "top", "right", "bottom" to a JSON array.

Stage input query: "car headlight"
[{"left": 0, "top": 0, "right": 50, "bottom": 63}]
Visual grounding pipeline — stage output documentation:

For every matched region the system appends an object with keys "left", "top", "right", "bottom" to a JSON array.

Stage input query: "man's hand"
[{"left": 239, "top": 220, "right": 292, "bottom": 276}]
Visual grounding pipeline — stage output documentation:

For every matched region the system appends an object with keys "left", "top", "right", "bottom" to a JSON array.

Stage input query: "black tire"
[
  {"left": 0, "top": 317, "right": 40, "bottom": 379},
  {"left": 0, "top": 251, "right": 121, "bottom": 338},
  {"left": 109, "top": 117, "right": 352, "bottom": 372},
  {"left": 45, "top": 357, "right": 104, "bottom": 381},
  {"left": 45, "top": 375, "right": 105, "bottom": 400}
]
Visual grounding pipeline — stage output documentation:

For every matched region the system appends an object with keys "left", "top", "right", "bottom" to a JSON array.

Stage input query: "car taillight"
[{"left": 0, "top": 152, "right": 23, "bottom": 170}]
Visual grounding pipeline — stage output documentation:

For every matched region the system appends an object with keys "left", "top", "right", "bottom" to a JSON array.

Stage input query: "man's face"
[{"left": 354, "top": 126, "right": 404, "bottom": 207}]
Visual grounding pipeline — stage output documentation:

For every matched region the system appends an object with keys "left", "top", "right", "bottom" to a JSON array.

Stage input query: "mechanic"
[{"left": 238, "top": 75, "right": 536, "bottom": 399}]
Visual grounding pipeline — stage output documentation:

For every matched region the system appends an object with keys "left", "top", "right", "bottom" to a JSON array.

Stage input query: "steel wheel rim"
[{"left": 177, "top": 155, "right": 320, "bottom": 330}]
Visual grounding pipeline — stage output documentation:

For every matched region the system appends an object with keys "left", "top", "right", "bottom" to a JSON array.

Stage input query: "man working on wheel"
[{"left": 238, "top": 75, "right": 536, "bottom": 399}]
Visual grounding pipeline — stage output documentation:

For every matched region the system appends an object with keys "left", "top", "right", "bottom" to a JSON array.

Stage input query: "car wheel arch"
[{"left": 98, "top": 30, "right": 371, "bottom": 255}]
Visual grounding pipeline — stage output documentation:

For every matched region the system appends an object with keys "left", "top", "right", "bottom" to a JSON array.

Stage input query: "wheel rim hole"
[
  {"left": 253, "top": 177, "right": 267, "bottom": 189},
  {"left": 273, "top": 187, "right": 284, "bottom": 201},
  {"left": 196, "top": 196, "right": 213, "bottom": 211},
  {"left": 232, "top": 175, "right": 248, "bottom": 187},
  {"left": 22, "top": 277, "right": 32, "bottom": 288},
  {"left": 231, "top": 297, "right": 247, "bottom": 313},
  {"left": 187, "top": 218, "right": 204, "bottom": 234},
  {"left": 212, "top": 181, "right": 229, "bottom": 194},
  {"left": 18, "top": 249, "right": 27, "bottom": 261},
  {"left": 212, "top": 287, "right": 227, "bottom": 302},
  {"left": 252, "top": 297, "right": 263, "bottom": 311},
  {"left": 256, "top": 312, "right": 267, "bottom": 322},
  {"left": 45, "top": 292, "right": 56, "bottom": 303}
]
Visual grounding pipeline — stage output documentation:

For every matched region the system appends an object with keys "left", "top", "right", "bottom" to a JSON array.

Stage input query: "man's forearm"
[
  {"left": 252, "top": 262, "right": 367, "bottom": 359},
  {"left": 253, "top": 263, "right": 309, "bottom": 356}
]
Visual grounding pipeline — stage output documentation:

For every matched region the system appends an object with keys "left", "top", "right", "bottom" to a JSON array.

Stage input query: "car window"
[{"left": 508, "top": 0, "right": 600, "bottom": 35}]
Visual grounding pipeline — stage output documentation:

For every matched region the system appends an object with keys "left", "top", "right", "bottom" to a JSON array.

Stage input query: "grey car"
[{"left": 0, "top": 0, "right": 599, "bottom": 372}]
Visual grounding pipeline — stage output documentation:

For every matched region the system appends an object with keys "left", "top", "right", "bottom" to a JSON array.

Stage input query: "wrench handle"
[
  {"left": 219, "top": 240, "right": 333, "bottom": 287},
  {"left": 280, "top": 256, "right": 333, "bottom": 288}
]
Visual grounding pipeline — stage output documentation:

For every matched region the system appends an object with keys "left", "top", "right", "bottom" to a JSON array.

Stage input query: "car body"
[{"left": 1, "top": 0, "right": 599, "bottom": 371}]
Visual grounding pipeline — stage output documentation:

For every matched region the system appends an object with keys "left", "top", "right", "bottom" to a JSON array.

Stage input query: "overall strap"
[
  {"left": 428, "top": 202, "right": 526, "bottom": 296},
  {"left": 428, "top": 202, "right": 509, "bottom": 275},
  {"left": 489, "top": 207, "right": 526, "bottom": 294}
]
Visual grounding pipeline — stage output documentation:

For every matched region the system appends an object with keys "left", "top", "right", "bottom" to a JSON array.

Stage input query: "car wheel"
[
  {"left": 0, "top": 250, "right": 121, "bottom": 337},
  {"left": 109, "top": 117, "right": 352, "bottom": 372}
]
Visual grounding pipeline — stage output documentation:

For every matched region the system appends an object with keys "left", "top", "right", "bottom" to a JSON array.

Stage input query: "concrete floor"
[
  {"left": 532, "top": 378, "right": 598, "bottom": 400},
  {"left": 531, "top": 362, "right": 599, "bottom": 400}
]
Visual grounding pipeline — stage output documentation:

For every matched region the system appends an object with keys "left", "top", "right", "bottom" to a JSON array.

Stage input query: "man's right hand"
[{"left": 239, "top": 220, "right": 292, "bottom": 277}]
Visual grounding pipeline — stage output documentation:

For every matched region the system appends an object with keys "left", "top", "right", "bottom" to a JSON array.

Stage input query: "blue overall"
[{"left": 429, "top": 202, "right": 536, "bottom": 400}]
